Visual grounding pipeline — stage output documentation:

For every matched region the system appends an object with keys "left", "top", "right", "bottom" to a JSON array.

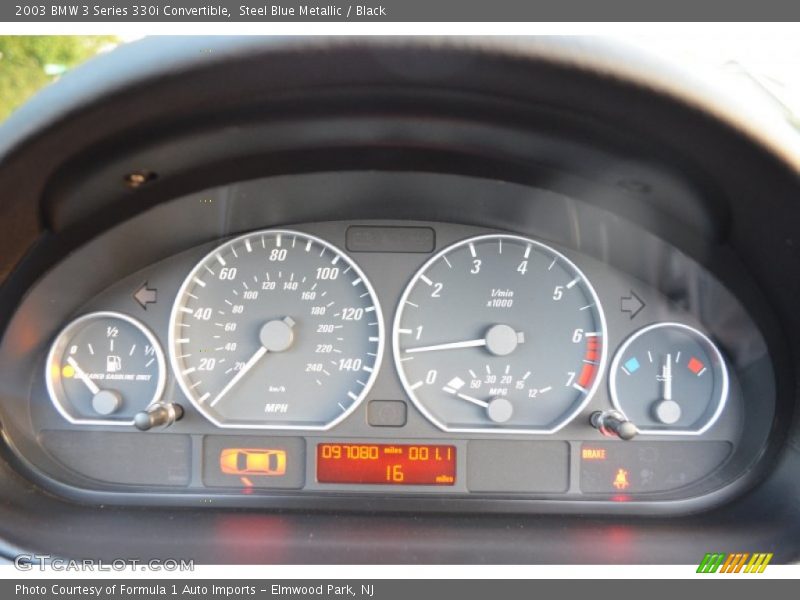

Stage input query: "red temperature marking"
[{"left": 687, "top": 357, "right": 705, "bottom": 375}]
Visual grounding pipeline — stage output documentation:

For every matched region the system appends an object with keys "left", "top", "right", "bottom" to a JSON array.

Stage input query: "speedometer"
[
  {"left": 169, "top": 230, "right": 383, "bottom": 430},
  {"left": 393, "top": 234, "right": 606, "bottom": 434}
]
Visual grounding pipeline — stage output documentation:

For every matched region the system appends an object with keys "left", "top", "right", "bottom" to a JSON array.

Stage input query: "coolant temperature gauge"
[
  {"left": 45, "top": 311, "right": 166, "bottom": 425},
  {"left": 609, "top": 322, "right": 729, "bottom": 435}
]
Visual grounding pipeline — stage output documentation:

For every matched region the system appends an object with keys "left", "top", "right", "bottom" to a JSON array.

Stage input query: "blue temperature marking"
[{"left": 624, "top": 357, "right": 641, "bottom": 374}]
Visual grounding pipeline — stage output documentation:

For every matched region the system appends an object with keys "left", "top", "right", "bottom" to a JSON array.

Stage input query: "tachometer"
[
  {"left": 169, "top": 230, "right": 383, "bottom": 430},
  {"left": 393, "top": 234, "right": 606, "bottom": 433}
]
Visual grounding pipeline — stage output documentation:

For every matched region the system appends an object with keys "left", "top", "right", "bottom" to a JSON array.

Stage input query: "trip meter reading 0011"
[
  {"left": 394, "top": 234, "right": 607, "bottom": 434},
  {"left": 169, "top": 230, "right": 384, "bottom": 429}
]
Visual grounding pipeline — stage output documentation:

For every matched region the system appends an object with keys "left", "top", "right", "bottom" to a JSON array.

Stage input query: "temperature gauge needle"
[
  {"left": 66, "top": 356, "right": 100, "bottom": 395},
  {"left": 654, "top": 352, "right": 681, "bottom": 425},
  {"left": 663, "top": 353, "right": 673, "bottom": 401}
]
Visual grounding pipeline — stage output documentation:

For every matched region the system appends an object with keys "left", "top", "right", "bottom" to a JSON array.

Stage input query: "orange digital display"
[{"left": 316, "top": 443, "right": 456, "bottom": 485}]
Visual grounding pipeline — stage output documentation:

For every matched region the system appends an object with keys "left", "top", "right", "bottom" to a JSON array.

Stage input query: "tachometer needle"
[
  {"left": 404, "top": 324, "right": 524, "bottom": 357},
  {"left": 66, "top": 356, "right": 100, "bottom": 395},
  {"left": 209, "top": 346, "right": 267, "bottom": 407},
  {"left": 406, "top": 338, "right": 488, "bottom": 354}
]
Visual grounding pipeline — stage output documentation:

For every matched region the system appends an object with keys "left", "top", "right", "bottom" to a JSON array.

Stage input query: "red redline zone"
[{"left": 577, "top": 336, "right": 601, "bottom": 388}]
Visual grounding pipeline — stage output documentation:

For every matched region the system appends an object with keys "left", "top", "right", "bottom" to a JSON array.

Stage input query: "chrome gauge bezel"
[
  {"left": 44, "top": 310, "right": 167, "bottom": 426},
  {"left": 393, "top": 233, "right": 608, "bottom": 435},
  {"left": 609, "top": 321, "right": 730, "bottom": 435},
  {"left": 168, "top": 229, "right": 385, "bottom": 431}
]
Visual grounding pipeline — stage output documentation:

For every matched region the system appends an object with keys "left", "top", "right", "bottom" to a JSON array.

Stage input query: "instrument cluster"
[
  {"left": 44, "top": 227, "right": 734, "bottom": 440},
  {"left": 0, "top": 175, "right": 777, "bottom": 512}
]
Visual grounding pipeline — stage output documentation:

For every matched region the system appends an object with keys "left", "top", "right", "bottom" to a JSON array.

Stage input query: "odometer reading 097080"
[
  {"left": 169, "top": 230, "right": 384, "bottom": 430},
  {"left": 317, "top": 443, "right": 456, "bottom": 485},
  {"left": 393, "top": 234, "right": 607, "bottom": 434}
]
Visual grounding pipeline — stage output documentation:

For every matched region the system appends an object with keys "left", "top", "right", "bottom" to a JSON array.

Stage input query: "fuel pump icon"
[{"left": 106, "top": 355, "right": 122, "bottom": 373}]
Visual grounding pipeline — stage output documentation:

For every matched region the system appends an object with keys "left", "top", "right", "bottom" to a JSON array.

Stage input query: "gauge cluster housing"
[{"left": 0, "top": 37, "right": 798, "bottom": 563}]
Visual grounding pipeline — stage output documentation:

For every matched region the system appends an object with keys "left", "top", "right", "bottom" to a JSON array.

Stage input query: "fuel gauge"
[
  {"left": 45, "top": 311, "right": 166, "bottom": 425},
  {"left": 609, "top": 322, "right": 728, "bottom": 435}
]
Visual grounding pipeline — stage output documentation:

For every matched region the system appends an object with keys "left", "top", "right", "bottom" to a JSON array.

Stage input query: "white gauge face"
[
  {"left": 609, "top": 322, "right": 729, "bottom": 435},
  {"left": 45, "top": 311, "right": 166, "bottom": 426},
  {"left": 169, "top": 230, "right": 384, "bottom": 430},
  {"left": 393, "top": 234, "right": 607, "bottom": 434}
]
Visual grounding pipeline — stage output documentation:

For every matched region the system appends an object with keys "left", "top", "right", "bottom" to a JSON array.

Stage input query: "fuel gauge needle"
[{"left": 66, "top": 356, "right": 100, "bottom": 395}]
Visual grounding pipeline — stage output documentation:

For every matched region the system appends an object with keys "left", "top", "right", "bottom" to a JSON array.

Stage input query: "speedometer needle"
[
  {"left": 209, "top": 346, "right": 267, "bottom": 407},
  {"left": 208, "top": 316, "right": 296, "bottom": 408}
]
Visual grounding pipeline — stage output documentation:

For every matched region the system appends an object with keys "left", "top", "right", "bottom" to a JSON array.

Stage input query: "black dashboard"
[{"left": 0, "top": 36, "right": 798, "bottom": 563}]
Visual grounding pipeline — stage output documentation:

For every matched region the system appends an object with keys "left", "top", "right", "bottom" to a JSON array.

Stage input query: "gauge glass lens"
[
  {"left": 169, "top": 230, "right": 383, "bottom": 430},
  {"left": 393, "top": 234, "right": 607, "bottom": 433},
  {"left": 609, "top": 322, "right": 729, "bottom": 434},
  {"left": 45, "top": 311, "right": 165, "bottom": 425}
]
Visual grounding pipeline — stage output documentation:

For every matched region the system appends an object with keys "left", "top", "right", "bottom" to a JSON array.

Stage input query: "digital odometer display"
[{"left": 317, "top": 443, "right": 456, "bottom": 485}]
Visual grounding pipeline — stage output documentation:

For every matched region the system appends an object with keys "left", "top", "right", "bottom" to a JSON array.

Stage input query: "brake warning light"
[{"left": 581, "top": 447, "right": 607, "bottom": 461}]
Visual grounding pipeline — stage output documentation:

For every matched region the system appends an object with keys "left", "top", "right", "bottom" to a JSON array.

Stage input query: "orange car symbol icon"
[{"left": 219, "top": 448, "right": 287, "bottom": 476}]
